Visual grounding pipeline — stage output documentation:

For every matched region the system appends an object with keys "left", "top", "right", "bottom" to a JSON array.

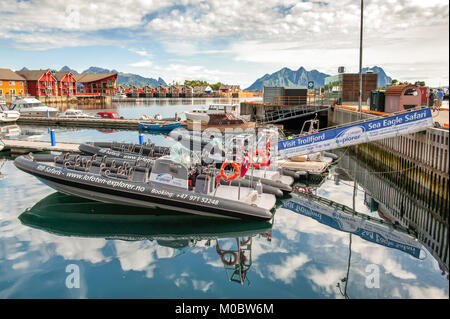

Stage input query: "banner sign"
[
  {"left": 282, "top": 197, "right": 422, "bottom": 258},
  {"left": 278, "top": 108, "right": 433, "bottom": 158}
]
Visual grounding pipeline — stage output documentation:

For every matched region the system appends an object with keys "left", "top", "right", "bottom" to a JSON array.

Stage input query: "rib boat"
[
  {"left": 14, "top": 152, "right": 276, "bottom": 220},
  {"left": 78, "top": 142, "right": 293, "bottom": 195}
]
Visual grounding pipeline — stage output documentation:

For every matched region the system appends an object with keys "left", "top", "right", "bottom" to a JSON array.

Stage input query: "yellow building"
[{"left": 0, "top": 68, "right": 26, "bottom": 96}]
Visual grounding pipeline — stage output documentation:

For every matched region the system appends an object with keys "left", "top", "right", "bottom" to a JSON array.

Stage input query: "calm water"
[{"left": 0, "top": 98, "right": 448, "bottom": 299}]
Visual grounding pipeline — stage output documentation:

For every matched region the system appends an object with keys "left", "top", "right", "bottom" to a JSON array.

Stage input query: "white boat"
[
  {"left": 59, "top": 109, "right": 95, "bottom": 118},
  {"left": 115, "top": 93, "right": 127, "bottom": 99},
  {"left": 140, "top": 113, "right": 162, "bottom": 120},
  {"left": 10, "top": 97, "right": 59, "bottom": 117},
  {"left": 185, "top": 104, "right": 240, "bottom": 123},
  {"left": 0, "top": 100, "right": 20, "bottom": 122}
]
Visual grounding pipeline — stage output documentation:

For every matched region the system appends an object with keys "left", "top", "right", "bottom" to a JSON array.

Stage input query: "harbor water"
[{"left": 0, "top": 98, "right": 448, "bottom": 298}]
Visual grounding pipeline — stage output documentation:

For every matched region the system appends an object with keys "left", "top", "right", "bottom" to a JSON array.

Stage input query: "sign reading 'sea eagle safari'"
[{"left": 278, "top": 108, "right": 433, "bottom": 158}]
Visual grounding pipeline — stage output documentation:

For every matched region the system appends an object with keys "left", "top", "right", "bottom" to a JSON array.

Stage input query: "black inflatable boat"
[
  {"left": 79, "top": 142, "right": 294, "bottom": 194},
  {"left": 14, "top": 153, "right": 276, "bottom": 220}
]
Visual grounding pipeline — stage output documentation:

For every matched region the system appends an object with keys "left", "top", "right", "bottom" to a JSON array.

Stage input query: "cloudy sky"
[{"left": 0, "top": 0, "right": 448, "bottom": 87}]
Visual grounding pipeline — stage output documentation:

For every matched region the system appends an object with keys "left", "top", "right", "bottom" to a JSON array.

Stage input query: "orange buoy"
[{"left": 219, "top": 162, "right": 240, "bottom": 180}]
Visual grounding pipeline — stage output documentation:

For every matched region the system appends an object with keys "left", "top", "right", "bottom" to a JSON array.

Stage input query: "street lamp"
[{"left": 358, "top": 0, "right": 364, "bottom": 113}]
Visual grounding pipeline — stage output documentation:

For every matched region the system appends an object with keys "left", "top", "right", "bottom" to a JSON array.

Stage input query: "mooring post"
[
  {"left": 139, "top": 133, "right": 144, "bottom": 145},
  {"left": 50, "top": 129, "right": 56, "bottom": 146}
]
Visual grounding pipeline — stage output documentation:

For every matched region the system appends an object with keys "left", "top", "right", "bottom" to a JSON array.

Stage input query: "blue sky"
[{"left": 0, "top": 0, "right": 448, "bottom": 88}]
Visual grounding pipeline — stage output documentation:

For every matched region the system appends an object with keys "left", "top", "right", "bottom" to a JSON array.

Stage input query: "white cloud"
[
  {"left": 129, "top": 49, "right": 153, "bottom": 58},
  {"left": 129, "top": 60, "right": 153, "bottom": 67},
  {"left": 0, "top": 0, "right": 448, "bottom": 86},
  {"left": 405, "top": 284, "right": 448, "bottom": 299},
  {"left": 308, "top": 267, "right": 345, "bottom": 297},
  {"left": 192, "top": 279, "right": 214, "bottom": 292},
  {"left": 267, "top": 253, "right": 310, "bottom": 284}
]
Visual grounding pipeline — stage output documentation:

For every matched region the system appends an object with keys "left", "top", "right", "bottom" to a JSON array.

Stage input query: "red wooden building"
[
  {"left": 16, "top": 69, "right": 58, "bottom": 97},
  {"left": 53, "top": 72, "right": 77, "bottom": 96},
  {"left": 73, "top": 73, "right": 118, "bottom": 96}
]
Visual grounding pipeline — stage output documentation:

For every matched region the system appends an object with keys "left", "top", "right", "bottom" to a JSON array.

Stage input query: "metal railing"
[
  {"left": 286, "top": 106, "right": 431, "bottom": 140},
  {"left": 259, "top": 104, "right": 329, "bottom": 124}
]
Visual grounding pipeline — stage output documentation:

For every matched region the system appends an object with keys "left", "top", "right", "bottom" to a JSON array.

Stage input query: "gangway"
[
  {"left": 277, "top": 107, "right": 434, "bottom": 159},
  {"left": 259, "top": 104, "right": 329, "bottom": 124}
]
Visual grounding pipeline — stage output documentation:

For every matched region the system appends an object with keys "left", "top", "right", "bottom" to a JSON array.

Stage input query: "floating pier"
[
  {"left": 16, "top": 116, "right": 186, "bottom": 130},
  {"left": 1, "top": 138, "right": 80, "bottom": 154}
]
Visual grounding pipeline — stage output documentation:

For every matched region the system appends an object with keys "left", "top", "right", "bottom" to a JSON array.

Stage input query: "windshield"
[
  {"left": 169, "top": 142, "right": 200, "bottom": 167},
  {"left": 0, "top": 104, "right": 8, "bottom": 111}
]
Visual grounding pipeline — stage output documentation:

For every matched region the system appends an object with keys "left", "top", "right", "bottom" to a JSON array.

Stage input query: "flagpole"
[{"left": 238, "top": 178, "right": 241, "bottom": 200}]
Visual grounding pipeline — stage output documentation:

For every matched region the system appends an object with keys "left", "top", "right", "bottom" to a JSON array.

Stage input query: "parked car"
[{"left": 96, "top": 111, "right": 123, "bottom": 119}]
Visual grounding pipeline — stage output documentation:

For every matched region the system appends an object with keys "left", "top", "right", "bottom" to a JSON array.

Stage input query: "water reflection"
[
  {"left": 335, "top": 149, "right": 449, "bottom": 276},
  {"left": 283, "top": 192, "right": 423, "bottom": 258},
  {"left": 1, "top": 121, "right": 448, "bottom": 298},
  {"left": 19, "top": 192, "right": 272, "bottom": 287},
  {"left": 0, "top": 158, "right": 5, "bottom": 180},
  {"left": 0, "top": 124, "right": 21, "bottom": 137}
]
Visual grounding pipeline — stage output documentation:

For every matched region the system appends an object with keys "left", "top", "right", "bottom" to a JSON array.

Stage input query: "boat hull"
[
  {"left": 0, "top": 111, "right": 20, "bottom": 122},
  {"left": 139, "top": 122, "right": 181, "bottom": 132},
  {"left": 19, "top": 110, "right": 59, "bottom": 117},
  {"left": 14, "top": 156, "right": 273, "bottom": 221}
]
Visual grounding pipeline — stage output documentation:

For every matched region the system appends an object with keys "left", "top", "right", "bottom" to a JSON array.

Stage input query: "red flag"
[
  {"left": 240, "top": 152, "right": 250, "bottom": 177},
  {"left": 266, "top": 141, "right": 271, "bottom": 168}
]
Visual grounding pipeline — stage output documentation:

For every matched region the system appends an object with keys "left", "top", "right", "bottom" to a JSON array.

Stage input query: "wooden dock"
[
  {"left": 17, "top": 116, "right": 141, "bottom": 129},
  {"left": 1, "top": 139, "right": 80, "bottom": 154},
  {"left": 16, "top": 116, "right": 187, "bottom": 130}
]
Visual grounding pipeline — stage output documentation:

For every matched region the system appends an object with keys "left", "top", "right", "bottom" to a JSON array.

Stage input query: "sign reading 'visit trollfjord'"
[{"left": 278, "top": 108, "right": 433, "bottom": 158}]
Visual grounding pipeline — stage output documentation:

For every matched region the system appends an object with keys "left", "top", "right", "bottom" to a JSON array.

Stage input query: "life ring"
[
  {"left": 252, "top": 149, "right": 268, "bottom": 168},
  {"left": 219, "top": 162, "right": 240, "bottom": 180},
  {"left": 221, "top": 251, "right": 238, "bottom": 266}
]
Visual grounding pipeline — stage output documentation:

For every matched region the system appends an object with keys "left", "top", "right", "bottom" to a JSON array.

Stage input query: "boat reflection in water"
[{"left": 19, "top": 192, "right": 273, "bottom": 286}]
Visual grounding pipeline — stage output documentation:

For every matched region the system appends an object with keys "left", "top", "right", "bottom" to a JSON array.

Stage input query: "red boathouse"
[
  {"left": 53, "top": 72, "right": 77, "bottom": 96},
  {"left": 16, "top": 69, "right": 58, "bottom": 97},
  {"left": 74, "top": 73, "right": 118, "bottom": 96}
]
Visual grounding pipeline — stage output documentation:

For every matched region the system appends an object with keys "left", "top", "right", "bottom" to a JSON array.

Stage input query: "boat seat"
[{"left": 242, "top": 190, "right": 259, "bottom": 204}]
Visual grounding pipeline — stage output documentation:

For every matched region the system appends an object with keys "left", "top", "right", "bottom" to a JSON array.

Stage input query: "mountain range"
[
  {"left": 245, "top": 67, "right": 329, "bottom": 91},
  {"left": 362, "top": 66, "right": 392, "bottom": 88},
  {"left": 19, "top": 65, "right": 391, "bottom": 89},
  {"left": 245, "top": 66, "right": 392, "bottom": 90},
  {"left": 80, "top": 66, "right": 166, "bottom": 87}
]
